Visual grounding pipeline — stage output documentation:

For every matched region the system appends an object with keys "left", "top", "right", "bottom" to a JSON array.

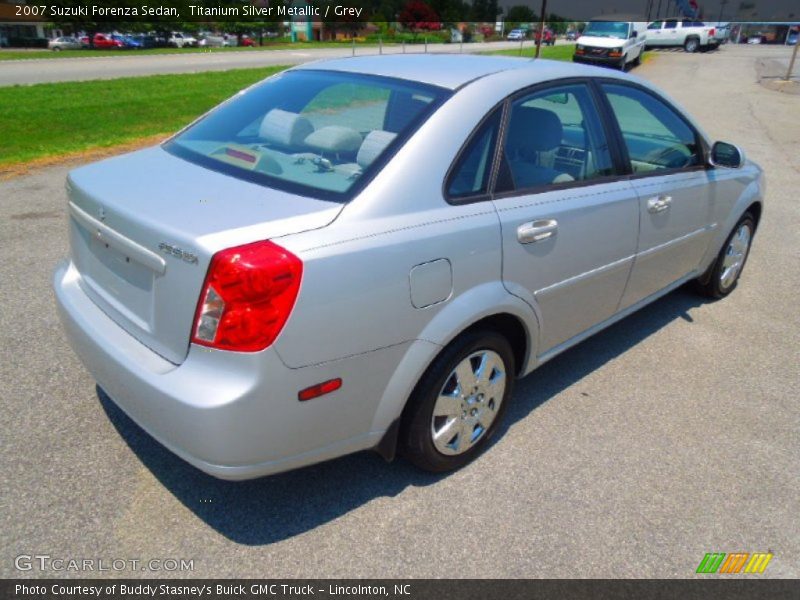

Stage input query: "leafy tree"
[
  {"left": 398, "top": 1, "right": 441, "bottom": 39},
  {"left": 506, "top": 4, "right": 535, "bottom": 28}
]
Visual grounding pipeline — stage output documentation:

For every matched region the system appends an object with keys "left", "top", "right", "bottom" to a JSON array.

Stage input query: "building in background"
[{"left": 0, "top": 0, "right": 54, "bottom": 47}]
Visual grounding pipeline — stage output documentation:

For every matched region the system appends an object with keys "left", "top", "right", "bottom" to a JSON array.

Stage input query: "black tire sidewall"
[{"left": 401, "top": 329, "right": 516, "bottom": 472}]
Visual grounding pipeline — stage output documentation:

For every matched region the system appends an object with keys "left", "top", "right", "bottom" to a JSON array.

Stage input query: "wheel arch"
[
  {"left": 698, "top": 176, "right": 763, "bottom": 276},
  {"left": 371, "top": 284, "right": 539, "bottom": 461}
]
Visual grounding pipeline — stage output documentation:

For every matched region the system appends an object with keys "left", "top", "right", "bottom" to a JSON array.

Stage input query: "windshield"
[
  {"left": 583, "top": 21, "right": 630, "bottom": 39},
  {"left": 164, "top": 70, "right": 450, "bottom": 202}
]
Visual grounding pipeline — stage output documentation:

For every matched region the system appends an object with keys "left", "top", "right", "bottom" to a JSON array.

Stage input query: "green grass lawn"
[
  {"left": 0, "top": 66, "right": 287, "bottom": 166},
  {"left": 483, "top": 43, "right": 577, "bottom": 61}
]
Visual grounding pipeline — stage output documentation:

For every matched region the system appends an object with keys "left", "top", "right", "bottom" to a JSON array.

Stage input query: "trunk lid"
[{"left": 66, "top": 146, "right": 342, "bottom": 364}]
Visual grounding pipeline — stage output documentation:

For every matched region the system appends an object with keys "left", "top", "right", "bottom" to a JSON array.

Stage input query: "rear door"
[
  {"left": 491, "top": 82, "right": 639, "bottom": 355},
  {"left": 662, "top": 20, "right": 681, "bottom": 45},
  {"left": 599, "top": 82, "right": 715, "bottom": 309}
]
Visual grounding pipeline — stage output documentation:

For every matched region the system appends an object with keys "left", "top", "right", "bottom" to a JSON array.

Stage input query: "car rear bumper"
[{"left": 54, "top": 260, "right": 401, "bottom": 479}]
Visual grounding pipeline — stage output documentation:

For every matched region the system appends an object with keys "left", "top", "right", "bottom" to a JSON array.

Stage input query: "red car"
[
  {"left": 240, "top": 36, "right": 256, "bottom": 47},
  {"left": 80, "top": 33, "right": 123, "bottom": 49}
]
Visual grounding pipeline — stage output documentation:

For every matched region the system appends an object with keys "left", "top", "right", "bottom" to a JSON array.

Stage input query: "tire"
[
  {"left": 684, "top": 37, "right": 700, "bottom": 53},
  {"left": 632, "top": 50, "right": 642, "bottom": 66},
  {"left": 400, "top": 329, "right": 516, "bottom": 473},
  {"left": 694, "top": 213, "right": 755, "bottom": 299}
]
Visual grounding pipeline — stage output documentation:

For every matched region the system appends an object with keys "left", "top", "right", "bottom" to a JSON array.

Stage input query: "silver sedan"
[
  {"left": 48, "top": 36, "right": 82, "bottom": 51},
  {"left": 54, "top": 55, "right": 764, "bottom": 479}
]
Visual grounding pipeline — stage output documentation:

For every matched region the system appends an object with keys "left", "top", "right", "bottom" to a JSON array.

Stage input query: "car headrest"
[
  {"left": 506, "top": 106, "right": 563, "bottom": 153},
  {"left": 304, "top": 126, "right": 362, "bottom": 154},
  {"left": 357, "top": 130, "right": 397, "bottom": 168},
  {"left": 259, "top": 109, "right": 314, "bottom": 148}
]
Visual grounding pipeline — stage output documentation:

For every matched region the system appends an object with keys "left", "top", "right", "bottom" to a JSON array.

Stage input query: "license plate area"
[{"left": 76, "top": 229, "right": 154, "bottom": 331}]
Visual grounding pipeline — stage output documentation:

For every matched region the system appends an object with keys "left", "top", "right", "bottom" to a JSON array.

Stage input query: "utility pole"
[
  {"left": 786, "top": 37, "right": 799, "bottom": 81},
  {"left": 535, "top": 0, "right": 547, "bottom": 58}
]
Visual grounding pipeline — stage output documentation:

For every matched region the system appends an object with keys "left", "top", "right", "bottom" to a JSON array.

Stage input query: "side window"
[
  {"left": 447, "top": 109, "right": 501, "bottom": 199},
  {"left": 664, "top": 20, "right": 678, "bottom": 29},
  {"left": 496, "top": 84, "right": 614, "bottom": 193},
  {"left": 602, "top": 83, "right": 701, "bottom": 173},
  {"left": 648, "top": 21, "right": 662, "bottom": 30}
]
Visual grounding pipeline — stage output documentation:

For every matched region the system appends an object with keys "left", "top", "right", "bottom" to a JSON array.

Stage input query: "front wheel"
[
  {"left": 694, "top": 213, "right": 755, "bottom": 299},
  {"left": 400, "top": 329, "right": 515, "bottom": 472}
]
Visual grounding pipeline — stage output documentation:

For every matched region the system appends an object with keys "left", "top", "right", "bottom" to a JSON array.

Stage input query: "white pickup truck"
[{"left": 645, "top": 19, "right": 719, "bottom": 52}]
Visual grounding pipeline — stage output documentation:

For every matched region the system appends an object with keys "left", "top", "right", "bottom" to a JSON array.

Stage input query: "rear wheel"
[
  {"left": 684, "top": 37, "right": 700, "bottom": 52},
  {"left": 400, "top": 329, "right": 515, "bottom": 472},
  {"left": 694, "top": 213, "right": 755, "bottom": 299}
]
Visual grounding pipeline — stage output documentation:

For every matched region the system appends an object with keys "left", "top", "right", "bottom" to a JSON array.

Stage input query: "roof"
[{"left": 292, "top": 54, "right": 596, "bottom": 91}]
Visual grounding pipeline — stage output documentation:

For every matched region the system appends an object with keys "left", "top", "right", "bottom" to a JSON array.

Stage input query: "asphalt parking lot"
[{"left": 1, "top": 44, "right": 798, "bottom": 578}]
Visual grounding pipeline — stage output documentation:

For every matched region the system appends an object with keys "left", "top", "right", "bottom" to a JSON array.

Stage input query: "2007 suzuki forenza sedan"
[{"left": 54, "top": 55, "right": 764, "bottom": 479}]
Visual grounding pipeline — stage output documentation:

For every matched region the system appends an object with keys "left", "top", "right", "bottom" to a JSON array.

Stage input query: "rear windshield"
[{"left": 164, "top": 70, "right": 450, "bottom": 202}]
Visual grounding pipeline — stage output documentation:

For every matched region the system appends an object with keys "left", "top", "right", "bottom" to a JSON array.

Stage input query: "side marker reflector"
[{"left": 298, "top": 378, "right": 342, "bottom": 401}]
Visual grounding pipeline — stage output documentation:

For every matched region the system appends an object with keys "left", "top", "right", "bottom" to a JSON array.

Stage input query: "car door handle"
[
  {"left": 647, "top": 195, "right": 672, "bottom": 214},
  {"left": 517, "top": 219, "right": 558, "bottom": 244}
]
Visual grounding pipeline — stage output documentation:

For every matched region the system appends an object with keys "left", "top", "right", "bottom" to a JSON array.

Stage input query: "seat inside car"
[
  {"left": 259, "top": 109, "right": 314, "bottom": 151},
  {"left": 335, "top": 130, "right": 398, "bottom": 178},
  {"left": 505, "top": 106, "right": 574, "bottom": 188}
]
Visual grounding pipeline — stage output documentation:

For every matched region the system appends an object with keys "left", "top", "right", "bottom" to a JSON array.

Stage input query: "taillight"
[
  {"left": 709, "top": 28, "right": 716, "bottom": 36},
  {"left": 192, "top": 240, "right": 302, "bottom": 352}
]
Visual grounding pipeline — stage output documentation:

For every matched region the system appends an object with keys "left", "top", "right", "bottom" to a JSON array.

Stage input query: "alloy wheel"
[
  {"left": 430, "top": 350, "right": 506, "bottom": 456},
  {"left": 720, "top": 223, "right": 752, "bottom": 289}
]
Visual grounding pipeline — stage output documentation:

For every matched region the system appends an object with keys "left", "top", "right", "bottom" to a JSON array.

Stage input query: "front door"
[
  {"left": 599, "top": 82, "right": 715, "bottom": 309},
  {"left": 492, "top": 82, "right": 639, "bottom": 355}
]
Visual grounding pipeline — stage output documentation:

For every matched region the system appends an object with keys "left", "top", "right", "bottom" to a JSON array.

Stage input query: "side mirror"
[
  {"left": 709, "top": 141, "right": 745, "bottom": 169},
  {"left": 631, "top": 30, "right": 638, "bottom": 38}
]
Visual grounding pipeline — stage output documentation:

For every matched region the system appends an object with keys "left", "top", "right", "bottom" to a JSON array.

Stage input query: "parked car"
[
  {"left": 747, "top": 34, "right": 765, "bottom": 44},
  {"left": 534, "top": 28, "right": 555, "bottom": 46},
  {"left": 112, "top": 34, "right": 143, "bottom": 49},
  {"left": 80, "top": 34, "right": 124, "bottom": 49},
  {"left": 241, "top": 35, "right": 256, "bottom": 47},
  {"left": 573, "top": 20, "right": 646, "bottom": 70},
  {"left": 507, "top": 29, "right": 526, "bottom": 41},
  {"left": 168, "top": 32, "right": 197, "bottom": 48},
  {"left": 48, "top": 36, "right": 81, "bottom": 51},
  {"left": 129, "top": 34, "right": 160, "bottom": 49},
  {"left": 54, "top": 55, "right": 764, "bottom": 479},
  {"left": 565, "top": 30, "right": 579, "bottom": 41},
  {"left": 645, "top": 19, "right": 719, "bottom": 52},
  {"left": 198, "top": 35, "right": 226, "bottom": 48},
  {"left": 788, "top": 30, "right": 798, "bottom": 45}
]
